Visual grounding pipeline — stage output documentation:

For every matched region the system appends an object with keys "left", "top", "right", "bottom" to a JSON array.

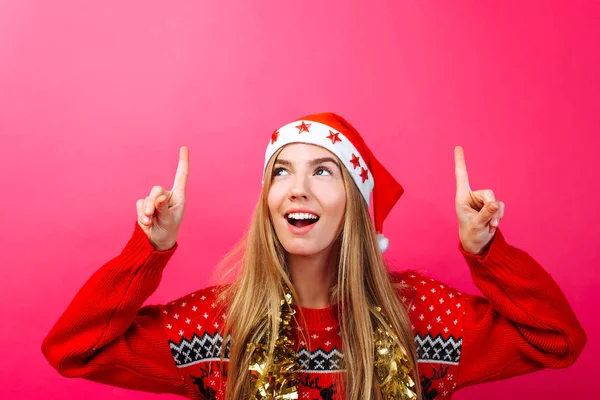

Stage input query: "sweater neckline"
[{"left": 293, "top": 305, "right": 339, "bottom": 329}]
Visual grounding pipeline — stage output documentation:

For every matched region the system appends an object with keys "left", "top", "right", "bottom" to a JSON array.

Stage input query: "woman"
[{"left": 42, "top": 112, "right": 586, "bottom": 400}]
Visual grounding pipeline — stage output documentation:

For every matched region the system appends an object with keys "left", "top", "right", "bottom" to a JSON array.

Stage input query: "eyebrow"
[{"left": 275, "top": 157, "right": 340, "bottom": 167}]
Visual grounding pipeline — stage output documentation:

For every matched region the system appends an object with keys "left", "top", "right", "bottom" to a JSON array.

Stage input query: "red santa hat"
[{"left": 262, "top": 112, "right": 404, "bottom": 253}]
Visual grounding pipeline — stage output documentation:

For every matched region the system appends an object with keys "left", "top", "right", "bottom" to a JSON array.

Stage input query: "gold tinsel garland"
[
  {"left": 247, "top": 289, "right": 301, "bottom": 399},
  {"left": 373, "top": 306, "right": 418, "bottom": 400},
  {"left": 247, "top": 289, "right": 417, "bottom": 400}
]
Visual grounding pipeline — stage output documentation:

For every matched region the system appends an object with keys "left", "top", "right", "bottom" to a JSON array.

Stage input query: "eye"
[
  {"left": 273, "top": 167, "right": 288, "bottom": 177},
  {"left": 315, "top": 166, "right": 332, "bottom": 176}
]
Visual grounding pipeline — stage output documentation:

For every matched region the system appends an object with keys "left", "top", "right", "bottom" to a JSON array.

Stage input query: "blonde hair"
[{"left": 216, "top": 146, "right": 421, "bottom": 399}]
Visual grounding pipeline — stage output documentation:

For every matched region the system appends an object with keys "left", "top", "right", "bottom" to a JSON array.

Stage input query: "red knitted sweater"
[{"left": 41, "top": 221, "right": 586, "bottom": 399}]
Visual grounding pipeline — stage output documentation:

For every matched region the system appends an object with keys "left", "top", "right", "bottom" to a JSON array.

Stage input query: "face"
[{"left": 267, "top": 143, "right": 346, "bottom": 257}]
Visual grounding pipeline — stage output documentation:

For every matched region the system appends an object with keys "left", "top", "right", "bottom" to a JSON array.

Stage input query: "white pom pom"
[{"left": 376, "top": 234, "right": 389, "bottom": 253}]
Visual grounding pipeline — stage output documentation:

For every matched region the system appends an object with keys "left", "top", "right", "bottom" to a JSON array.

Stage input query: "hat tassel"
[{"left": 376, "top": 233, "right": 389, "bottom": 253}]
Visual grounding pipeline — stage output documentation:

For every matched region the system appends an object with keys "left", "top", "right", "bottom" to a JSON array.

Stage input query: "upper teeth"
[{"left": 287, "top": 213, "right": 318, "bottom": 220}]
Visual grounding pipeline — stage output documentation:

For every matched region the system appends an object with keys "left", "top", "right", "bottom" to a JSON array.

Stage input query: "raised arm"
[
  {"left": 42, "top": 146, "right": 202, "bottom": 398},
  {"left": 42, "top": 222, "right": 199, "bottom": 397},
  {"left": 456, "top": 229, "right": 586, "bottom": 387}
]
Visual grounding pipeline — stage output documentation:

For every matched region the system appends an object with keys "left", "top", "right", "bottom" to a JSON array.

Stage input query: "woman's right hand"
[{"left": 136, "top": 146, "right": 189, "bottom": 251}]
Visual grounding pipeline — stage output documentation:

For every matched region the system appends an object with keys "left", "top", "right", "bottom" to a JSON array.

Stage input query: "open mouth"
[{"left": 285, "top": 212, "right": 320, "bottom": 228}]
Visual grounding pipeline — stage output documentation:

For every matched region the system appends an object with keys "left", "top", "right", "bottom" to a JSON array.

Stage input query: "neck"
[{"left": 288, "top": 245, "right": 338, "bottom": 309}]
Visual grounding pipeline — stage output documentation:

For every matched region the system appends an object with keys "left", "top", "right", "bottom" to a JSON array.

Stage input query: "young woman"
[{"left": 42, "top": 112, "right": 586, "bottom": 400}]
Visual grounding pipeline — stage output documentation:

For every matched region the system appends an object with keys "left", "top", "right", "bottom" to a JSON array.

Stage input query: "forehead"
[{"left": 276, "top": 143, "right": 336, "bottom": 161}]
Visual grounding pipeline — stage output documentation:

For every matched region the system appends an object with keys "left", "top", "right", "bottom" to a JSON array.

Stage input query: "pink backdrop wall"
[{"left": 1, "top": 1, "right": 598, "bottom": 398}]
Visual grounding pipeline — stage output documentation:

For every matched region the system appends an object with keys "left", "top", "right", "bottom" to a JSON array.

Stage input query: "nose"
[{"left": 288, "top": 175, "right": 310, "bottom": 201}]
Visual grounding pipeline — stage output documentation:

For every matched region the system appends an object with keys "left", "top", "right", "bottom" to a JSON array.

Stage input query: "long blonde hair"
[{"left": 217, "top": 146, "right": 421, "bottom": 399}]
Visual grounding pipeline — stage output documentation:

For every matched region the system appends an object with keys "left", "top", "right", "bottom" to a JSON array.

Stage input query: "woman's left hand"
[{"left": 454, "top": 145, "right": 505, "bottom": 255}]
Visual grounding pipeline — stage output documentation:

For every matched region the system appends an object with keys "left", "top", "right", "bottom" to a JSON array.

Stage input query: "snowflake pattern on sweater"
[{"left": 160, "top": 273, "right": 466, "bottom": 400}]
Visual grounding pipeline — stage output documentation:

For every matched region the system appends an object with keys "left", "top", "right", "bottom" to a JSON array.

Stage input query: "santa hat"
[{"left": 262, "top": 112, "right": 404, "bottom": 253}]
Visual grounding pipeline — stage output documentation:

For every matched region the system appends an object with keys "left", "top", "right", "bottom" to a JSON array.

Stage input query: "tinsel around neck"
[{"left": 246, "top": 288, "right": 418, "bottom": 399}]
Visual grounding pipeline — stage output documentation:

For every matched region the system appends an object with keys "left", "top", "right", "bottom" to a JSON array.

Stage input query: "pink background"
[{"left": 1, "top": 0, "right": 598, "bottom": 399}]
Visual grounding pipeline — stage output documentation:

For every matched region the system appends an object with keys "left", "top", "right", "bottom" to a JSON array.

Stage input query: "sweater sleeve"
[
  {"left": 455, "top": 228, "right": 587, "bottom": 389},
  {"left": 41, "top": 221, "right": 201, "bottom": 399}
]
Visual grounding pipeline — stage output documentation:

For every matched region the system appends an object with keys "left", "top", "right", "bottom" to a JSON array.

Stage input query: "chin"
[{"left": 279, "top": 238, "right": 334, "bottom": 257}]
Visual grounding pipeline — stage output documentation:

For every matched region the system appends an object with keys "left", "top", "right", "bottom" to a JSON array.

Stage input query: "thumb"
[
  {"left": 476, "top": 201, "right": 499, "bottom": 226},
  {"left": 155, "top": 195, "right": 172, "bottom": 219}
]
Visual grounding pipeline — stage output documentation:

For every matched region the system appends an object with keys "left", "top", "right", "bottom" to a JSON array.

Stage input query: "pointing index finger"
[
  {"left": 171, "top": 146, "right": 189, "bottom": 196},
  {"left": 454, "top": 145, "right": 471, "bottom": 193}
]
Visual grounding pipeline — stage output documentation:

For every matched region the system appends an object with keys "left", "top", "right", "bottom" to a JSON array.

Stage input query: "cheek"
[
  {"left": 320, "top": 184, "right": 346, "bottom": 221},
  {"left": 267, "top": 184, "right": 286, "bottom": 215},
  {"left": 334, "top": 195, "right": 346, "bottom": 223}
]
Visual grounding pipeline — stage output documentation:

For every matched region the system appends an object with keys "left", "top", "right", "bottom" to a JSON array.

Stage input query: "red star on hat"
[
  {"left": 360, "top": 167, "right": 369, "bottom": 183},
  {"left": 350, "top": 153, "right": 361, "bottom": 169},
  {"left": 296, "top": 121, "right": 311, "bottom": 134},
  {"left": 271, "top": 130, "right": 279, "bottom": 144},
  {"left": 326, "top": 130, "right": 342, "bottom": 144}
]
